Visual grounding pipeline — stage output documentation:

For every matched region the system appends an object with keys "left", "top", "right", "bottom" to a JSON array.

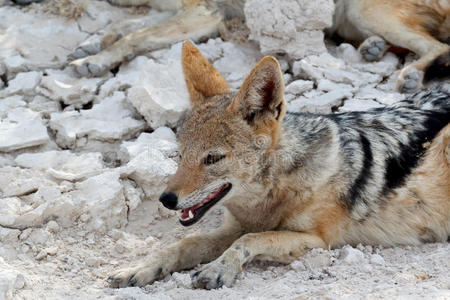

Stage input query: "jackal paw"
[
  {"left": 108, "top": 264, "right": 166, "bottom": 288},
  {"left": 191, "top": 260, "right": 239, "bottom": 289},
  {"left": 70, "top": 54, "right": 113, "bottom": 77},
  {"left": 359, "top": 36, "right": 388, "bottom": 62},
  {"left": 397, "top": 68, "right": 424, "bottom": 93},
  {"left": 69, "top": 35, "right": 103, "bottom": 61}
]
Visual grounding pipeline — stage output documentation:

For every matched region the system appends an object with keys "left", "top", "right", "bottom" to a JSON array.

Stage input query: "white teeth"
[
  {"left": 188, "top": 210, "right": 194, "bottom": 219},
  {"left": 177, "top": 210, "right": 183, "bottom": 219}
]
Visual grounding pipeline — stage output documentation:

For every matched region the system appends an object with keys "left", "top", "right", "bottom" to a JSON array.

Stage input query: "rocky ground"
[{"left": 0, "top": 1, "right": 449, "bottom": 299}]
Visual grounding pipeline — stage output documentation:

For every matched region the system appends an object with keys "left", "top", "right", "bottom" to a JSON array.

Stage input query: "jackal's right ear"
[
  {"left": 181, "top": 41, "right": 230, "bottom": 104},
  {"left": 228, "top": 56, "right": 286, "bottom": 125}
]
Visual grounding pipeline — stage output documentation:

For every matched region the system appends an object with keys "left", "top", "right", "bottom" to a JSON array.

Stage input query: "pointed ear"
[
  {"left": 181, "top": 41, "right": 230, "bottom": 104},
  {"left": 228, "top": 56, "right": 286, "bottom": 125}
]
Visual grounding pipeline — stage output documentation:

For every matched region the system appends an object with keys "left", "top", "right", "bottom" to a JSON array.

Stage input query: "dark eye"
[{"left": 203, "top": 153, "right": 226, "bottom": 166}]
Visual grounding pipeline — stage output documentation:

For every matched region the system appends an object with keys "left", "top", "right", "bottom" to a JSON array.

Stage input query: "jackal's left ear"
[
  {"left": 229, "top": 56, "right": 286, "bottom": 124},
  {"left": 181, "top": 41, "right": 230, "bottom": 104}
]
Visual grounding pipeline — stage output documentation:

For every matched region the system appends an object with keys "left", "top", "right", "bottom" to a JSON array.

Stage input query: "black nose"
[{"left": 159, "top": 191, "right": 178, "bottom": 209}]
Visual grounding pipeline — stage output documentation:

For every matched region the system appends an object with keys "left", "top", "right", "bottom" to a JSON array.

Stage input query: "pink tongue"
[
  {"left": 181, "top": 209, "right": 190, "bottom": 219},
  {"left": 181, "top": 184, "right": 228, "bottom": 219}
]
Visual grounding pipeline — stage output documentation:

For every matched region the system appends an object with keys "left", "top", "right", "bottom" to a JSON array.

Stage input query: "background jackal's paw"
[
  {"left": 68, "top": 35, "right": 103, "bottom": 61},
  {"left": 108, "top": 264, "right": 166, "bottom": 288},
  {"left": 397, "top": 68, "right": 424, "bottom": 93},
  {"left": 70, "top": 55, "right": 112, "bottom": 77},
  {"left": 359, "top": 36, "right": 387, "bottom": 62},
  {"left": 191, "top": 260, "right": 239, "bottom": 290}
]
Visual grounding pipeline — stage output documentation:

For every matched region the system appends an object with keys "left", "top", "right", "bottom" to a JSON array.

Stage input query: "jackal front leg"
[
  {"left": 108, "top": 212, "right": 242, "bottom": 288},
  {"left": 70, "top": 5, "right": 222, "bottom": 77},
  {"left": 192, "top": 231, "right": 326, "bottom": 289}
]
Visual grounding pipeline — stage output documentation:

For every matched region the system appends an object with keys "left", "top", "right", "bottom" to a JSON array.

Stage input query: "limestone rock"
[
  {"left": 293, "top": 53, "right": 382, "bottom": 87},
  {"left": 49, "top": 91, "right": 146, "bottom": 149},
  {"left": 0, "top": 119, "right": 49, "bottom": 152},
  {"left": 245, "top": 0, "right": 334, "bottom": 59},
  {"left": 339, "top": 98, "right": 384, "bottom": 112},
  {"left": 1, "top": 71, "right": 42, "bottom": 96},
  {"left": 100, "top": 55, "right": 189, "bottom": 129},
  {"left": 37, "top": 68, "right": 110, "bottom": 107},
  {"left": 0, "top": 6, "right": 88, "bottom": 77},
  {"left": 15, "top": 151, "right": 104, "bottom": 181}
]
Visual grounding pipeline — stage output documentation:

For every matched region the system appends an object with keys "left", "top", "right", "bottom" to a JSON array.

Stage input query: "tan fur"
[
  {"left": 333, "top": 0, "right": 450, "bottom": 92},
  {"left": 228, "top": 56, "right": 286, "bottom": 148},
  {"left": 181, "top": 41, "right": 230, "bottom": 104},
  {"left": 109, "top": 43, "right": 450, "bottom": 290}
]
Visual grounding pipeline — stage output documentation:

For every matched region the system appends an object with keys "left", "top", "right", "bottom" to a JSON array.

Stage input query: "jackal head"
[{"left": 159, "top": 41, "right": 286, "bottom": 226}]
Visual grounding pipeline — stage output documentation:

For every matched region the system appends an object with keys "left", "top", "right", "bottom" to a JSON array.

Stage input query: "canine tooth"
[
  {"left": 188, "top": 210, "right": 194, "bottom": 219},
  {"left": 177, "top": 211, "right": 183, "bottom": 218}
]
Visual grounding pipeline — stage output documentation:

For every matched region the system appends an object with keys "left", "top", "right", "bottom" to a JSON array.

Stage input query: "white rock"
[
  {"left": 283, "top": 73, "right": 293, "bottom": 86},
  {"left": 285, "top": 80, "right": 314, "bottom": 96},
  {"left": 0, "top": 167, "right": 56, "bottom": 198},
  {"left": 290, "top": 260, "right": 306, "bottom": 271},
  {"left": 37, "top": 68, "right": 110, "bottom": 106},
  {"left": 46, "top": 220, "right": 60, "bottom": 233},
  {"left": 0, "top": 228, "right": 20, "bottom": 243},
  {"left": 0, "top": 258, "right": 26, "bottom": 299},
  {"left": 206, "top": 40, "right": 260, "bottom": 89},
  {"left": 335, "top": 43, "right": 362, "bottom": 64},
  {"left": 317, "top": 79, "right": 355, "bottom": 93},
  {"left": 3, "top": 107, "right": 41, "bottom": 123},
  {"left": 72, "top": 171, "right": 127, "bottom": 232},
  {"left": 121, "top": 149, "right": 177, "bottom": 200},
  {"left": 85, "top": 257, "right": 103, "bottom": 268},
  {"left": 172, "top": 272, "right": 192, "bottom": 288},
  {"left": 370, "top": 254, "right": 385, "bottom": 265},
  {"left": 122, "top": 180, "right": 144, "bottom": 211},
  {"left": 119, "top": 128, "right": 178, "bottom": 199},
  {"left": 121, "top": 127, "right": 178, "bottom": 160},
  {"left": 27, "top": 95, "right": 60, "bottom": 114},
  {"left": 0, "top": 167, "right": 84, "bottom": 229},
  {"left": 35, "top": 250, "right": 47, "bottom": 261},
  {"left": 245, "top": 0, "right": 334, "bottom": 59},
  {"left": 339, "top": 98, "right": 384, "bottom": 112},
  {"left": 307, "top": 253, "right": 331, "bottom": 268},
  {"left": 15, "top": 151, "right": 104, "bottom": 181},
  {"left": 150, "top": 39, "right": 260, "bottom": 90},
  {"left": 49, "top": 91, "right": 145, "bottom": 149},
  {"left": 0, "top": 156, "right": 13, "bottom": 168},
  {"left": 339, "top": 245, "right": 366, "bottom": 264},
  {"left": 100, "top": 55, "right": 188, "bottom": 129},
  {"left": 353, "top": 53, "right": 400, "bottom": 77},
  {"left": 293, "top": 53, "right": 382, "bottom": 87},
  {"left": 121, "top": 127, "right": 178, "bottom": 199},
  {"left": 0, "top": 96, "right": 26, "bottom": 118},
  {"left": 0, "top": 197, "right": 24, "bottom": 227},
  {"left": 0, "top": 6, "right": 88, "bottom": 76},
  {"left": 0, "top": 119, "right": 49, "bottom": 152},
  {"left": 1, "top": 71, "right": 42, "bottom": 96},
  {"left": 355, "top": 86, "right": 405, "bottom": 106},
  {"left": 27, "top": 228, "right": 51, "bottom": 245},
  {"left": 289, "top": 88, "right": 354, "bottom": 114}
]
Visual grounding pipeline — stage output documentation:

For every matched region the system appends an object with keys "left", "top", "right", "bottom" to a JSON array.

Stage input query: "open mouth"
[{"left": 177, "top": 183, "right": 232, "bottom": 226}]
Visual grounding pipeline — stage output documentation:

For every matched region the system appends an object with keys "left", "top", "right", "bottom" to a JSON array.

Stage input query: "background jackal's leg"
[{"left": 346, "top": 0, "right": 450, "bottom": 93}]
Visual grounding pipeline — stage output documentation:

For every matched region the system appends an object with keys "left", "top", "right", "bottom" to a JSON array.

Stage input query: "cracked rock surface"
[{"left": 0, "top": 1, "right": 448, "bottom": 299}]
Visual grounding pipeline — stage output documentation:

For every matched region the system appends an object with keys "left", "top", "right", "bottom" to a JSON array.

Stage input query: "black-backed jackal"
[{"left": 109, "top": 41, "right": 450, "bottom": 289}]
